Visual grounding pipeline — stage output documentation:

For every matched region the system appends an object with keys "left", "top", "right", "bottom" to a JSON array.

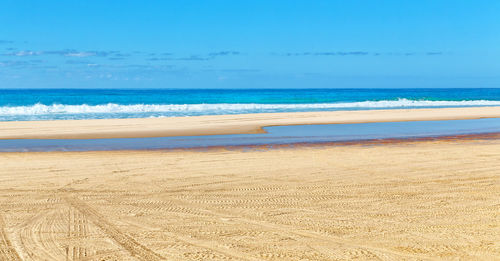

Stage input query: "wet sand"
[
  {"left": 1, "top": 106, "right": 500, "bottom": 139},
  {"left": 1, "top": 137, "right": 499, "bottom": 260}
]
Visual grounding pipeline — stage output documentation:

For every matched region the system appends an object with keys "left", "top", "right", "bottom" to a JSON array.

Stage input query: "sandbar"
[{"left": 1, "top": 106, "right": 500, "bottom": 139}]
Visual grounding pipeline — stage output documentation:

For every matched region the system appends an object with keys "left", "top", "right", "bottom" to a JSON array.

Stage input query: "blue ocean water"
[{"left": 1, "top": 88, "right": 500, "bottom": 121}]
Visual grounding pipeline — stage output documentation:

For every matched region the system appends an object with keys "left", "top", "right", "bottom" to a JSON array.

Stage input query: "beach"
[
  {"left": 0, "top": 107, "right": 499, "bottom": 260},
  {"left": 1, "top": 106, "right": 500, "bottom": 139},
  {"left": 3, "top": 1, "right": 500, "bottom": 259},
  {"left": 0, "top": 137, "right": 499, "bottom": 260}
]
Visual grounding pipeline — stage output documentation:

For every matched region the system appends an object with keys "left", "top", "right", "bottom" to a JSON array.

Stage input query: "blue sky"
[{"left": 1, "top": 0, "right": 499, "bottom": 89}]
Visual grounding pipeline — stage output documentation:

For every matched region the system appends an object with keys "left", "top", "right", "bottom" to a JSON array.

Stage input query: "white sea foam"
[{"left": 1, "top": 99, "right": 500, "bottom": 116}]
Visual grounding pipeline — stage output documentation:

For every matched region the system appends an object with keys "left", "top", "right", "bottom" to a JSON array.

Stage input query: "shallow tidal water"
[{"left": 1, "top": 118, "right": 500, "bottom": 152}]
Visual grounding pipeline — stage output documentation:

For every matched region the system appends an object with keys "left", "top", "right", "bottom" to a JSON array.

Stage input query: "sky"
[{"left": 0, "top": 0, "right": 499, "bottom": 89}]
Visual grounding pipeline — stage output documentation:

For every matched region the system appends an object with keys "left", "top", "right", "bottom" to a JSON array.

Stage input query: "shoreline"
[
  {"left": 1, "top": 106, "right": 500, "bottom": 140},
  {"left": 2, "top": 131, "right": 499, "bottom": 153},
  {"left": 180, "top": 131, "right": 500, "bottom": 152}
]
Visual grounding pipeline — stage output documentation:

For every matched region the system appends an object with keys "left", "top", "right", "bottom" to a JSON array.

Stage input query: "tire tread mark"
[
  {"left": 62, "top": 193, "right": 165, "bottom": 261},
  {"left": 0, "top": 213, "right": 22, "bottom": 261},
  {"left": 173, "top": 197, "right": 438, "bottom": 261}
]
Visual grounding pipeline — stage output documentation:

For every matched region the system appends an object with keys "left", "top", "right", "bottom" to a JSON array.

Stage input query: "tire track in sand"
[
  {"left": 62, "top": 193, "right": 165, "bottom": 261},
  {"left": 169, "top": 196, "right": 437, "bottom": 261},
  {"left": 0, "top": 213, "right": 22, "bottom": 261},
  {"left": 69, "top": 196, "right": 263, "bottom": 261}
]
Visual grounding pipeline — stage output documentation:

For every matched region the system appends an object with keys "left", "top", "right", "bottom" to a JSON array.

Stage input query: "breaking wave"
[{"left": 1, "top": 99, "right": 500, "bottom": 116}]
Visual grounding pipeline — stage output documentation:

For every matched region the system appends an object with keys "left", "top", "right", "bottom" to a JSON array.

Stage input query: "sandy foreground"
[
  {"left": 1, "top": 106, "right": 500, "bottom": 139},
  {"left": 0, "top": 138, "right": 499, "bottom": 260}
]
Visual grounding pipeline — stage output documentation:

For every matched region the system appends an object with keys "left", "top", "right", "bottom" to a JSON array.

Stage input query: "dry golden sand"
[
  {"left": 2, "top": 106, "right": 500, "bottom": 139},
  {"left": 0, "top": 139, "right": 499, "bottom": 260}
]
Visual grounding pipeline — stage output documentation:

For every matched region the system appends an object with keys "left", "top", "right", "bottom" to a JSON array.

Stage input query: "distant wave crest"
[{"left": 1, "top": 99, "right": 500, "bottom": 115}]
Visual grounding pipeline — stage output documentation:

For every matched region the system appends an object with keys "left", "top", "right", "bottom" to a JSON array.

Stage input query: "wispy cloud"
[
  {"left": 282, "top": 51, "right": 369, "bottom": 56},
  {"left": 65, "top": 52, "right": 98, "bottom": 57},
  {"left": 0, "top": 59, "right": 46, "bottom": 68},
  {"left": 4, "top": 49, "right": 124, "bottom": 57},
  {"left": 146, "top": 57, "right": 172, "bottom": 61},
  {"left": 45, "top": 50, "right": 119, "bottom": 57},
  {"left": 113, "top": 53, "right": 131, "bottom": 57},
  {"left": 147, "top": 52, "right": 173, "bottom": 56},
  {"left": 146, "top": 51, "right": 239, "bottom": 61},
  {"left": 208, "top": 51, "right": 241, "bottom": 56},
  {"left": 177, "top": 55, "right": 210, "bottom": 61},
  {"left": 318, "top": 51, "right": 369, "bottom": 56},
  {"left": 66, "top": 59, "right": 92, "bottom": 64},
  {"left": 2, "top": 48, "right": 445, "bottom": 60},
  {"left": 148, "top": 55, "right": 211, "bottom": 61},
  {"left": 278, "top": 51, "right": 445, "bottom": 56},
  {"left": 5, "top": 50, "right": 43, "bottom": 56},
  {"left": 3, "top": 49, "right": 245, "bottom": 61},
  {"left": 426, "top": 52, "right": 443, "bottom": 55},
  {"left": 0, "top": 60, "right": 29, "bottom": 67},
  {"left": 221, "top": 69, "right": 259, "bottom": 72},
  {"left": 204, "top": 68, "right": 260, "bottom": 73}
]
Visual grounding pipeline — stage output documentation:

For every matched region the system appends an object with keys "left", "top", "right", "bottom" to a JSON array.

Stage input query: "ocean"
[{"left": 1, "top": 88, "right": 500, "bottom": 121}]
